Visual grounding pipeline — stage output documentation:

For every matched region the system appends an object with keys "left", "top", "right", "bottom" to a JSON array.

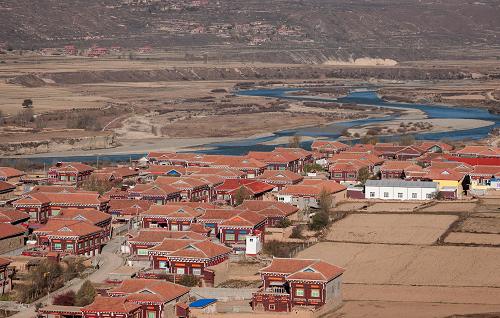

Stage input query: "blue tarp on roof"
[{"left": 189, "top": 298, "right": 217, "bottom": 308}]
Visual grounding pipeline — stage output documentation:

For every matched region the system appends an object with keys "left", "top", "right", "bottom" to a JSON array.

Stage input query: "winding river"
[{"left": 13, "top": 88, "right": 500, "bottom": 163}]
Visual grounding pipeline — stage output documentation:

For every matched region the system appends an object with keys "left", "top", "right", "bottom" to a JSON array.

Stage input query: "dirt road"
[{"left": 9, "top": 236, "right": 125, "bottom": 318}]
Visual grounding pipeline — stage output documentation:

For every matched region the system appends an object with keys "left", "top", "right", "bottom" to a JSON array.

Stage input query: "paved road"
[{"left": 9, "top": 236, "right": 125, "bottom": 318}]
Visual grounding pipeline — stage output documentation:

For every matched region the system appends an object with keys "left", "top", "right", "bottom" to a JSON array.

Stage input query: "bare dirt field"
[
  {"left": 326, "top": 214, "right": 457, "bottom": 245},
  {"left": 419, "top": 202, "right": 479, "bottom": 213},
  {"left": 334, "top": 202, "right": 371, "bottom": 212},
  {"left": 456, "top": 217, "right": 500, "bottom": 234},
  {"left": 363, "top": 202, "right": 424, "bottom": 213},
  {"left": 297, "top": 242, "right": 500, "bottom": 287},
  {"left": 444, "top": 233, "right": 500, "bottom": 246},
  {"left": 331, "top": 301, "right": 500, "bottom": 318}
]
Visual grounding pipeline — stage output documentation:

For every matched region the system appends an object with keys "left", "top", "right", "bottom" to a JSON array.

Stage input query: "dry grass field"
[{"left": 326, "top": 214, "right": 457, "bottom": 245}]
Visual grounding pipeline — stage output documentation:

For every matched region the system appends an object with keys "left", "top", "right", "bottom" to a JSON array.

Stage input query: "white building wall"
[{"left": 365, "top": 185, "right": 436, "bottom": 200}]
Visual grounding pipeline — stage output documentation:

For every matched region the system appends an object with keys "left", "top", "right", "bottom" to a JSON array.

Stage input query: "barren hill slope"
[{"left": 1, "top": 0, "right": 499, "bottom": 61}]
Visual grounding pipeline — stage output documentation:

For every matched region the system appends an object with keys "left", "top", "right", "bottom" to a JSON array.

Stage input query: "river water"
[{"left": 13, "top": 88, "right": 500, "bottom": 164}]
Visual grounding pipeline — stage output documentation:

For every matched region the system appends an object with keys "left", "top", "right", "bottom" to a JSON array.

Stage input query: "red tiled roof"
[
  {"left": 442, "top": 155, "right": 500, "bottom": 167},
  {"left": 149, "top": 238, "right": 232, "bottom": 259},
  {"left": 35, "top": 219, "right": 103, "bottom": 237},
  {"left": 0, "top": 257, "right": 11, "bottom": 267},
  {"left": 29, "top": 186, "right": 85, "bottom": 194},
  {"left": 12, "top": 192, "right": 51, "bottom": 206},
  {"left": 424, "top": 168, "right": 465, "bottom": 181},
  {"left": 0, "top": 223, "right": 25, "bottom": 239},
  {"left": 143, "top": 205, "right": 203, "bottom": 219},
  {"left": 52, "top": 208, "right": 111, "bottom": 225},
  {"left": 274, "top": 147, "right": 313, "bottom": 160},
  {"left": 311, "top": 140, "right": 349, "bottom": 151},
  {"left": 108, "top": 199, "right": 152, "bottom": 215},
  {"left": 454, "top": 146, "right": 500, "bottom": 157},
  {"left": 155, "top": 176, "right": 209, "bottom": 190},
  {"left": 130, "top": 183, "right": 180, "bottom": 197},
  {"left": 219, "top": 210, "right": 266, "bottom": 227},
  {"left": 49, "top": 162, "right": 94, "bottom": 173},
  {"left": 215, "top": 179, "right": 274, "bottom": 195},
  {"left": 469, "top": 165, "right": 500, "bottom": 177},
  {"left": 329, "top": 160, "right": 368, "bottom": 172},
  {"left": 130, "top": 229, "right": 207, "bottom": 243},
  {"left": 187, "top": 166, "right": 245, "bottom": 179},
  {"left": 247, "top": 151, "right": 300, "bottom": 164},
  {"left": 329, "top": 152, "right": 383, "bottom": 166},
  {"left": 82, "top": 296, "right": 141, "bottom": 313},
  {"left": 143, "top": 166, "right": 188, "bottom": 176},
  {"left": 96, "top": 167, "right": 139, "bottom": 178},
  {"left": 380, "top": 161, "right": 422, "bottom": 172},
  {"left": 279, "top": 179, "right": 346, "bottom": 197},
  {"left": 0, "top": 167, "right": 25, "bottom": 179},
  {"left": 260, "top": 258, "right": 344, "bottom": 282},
  {"left": 256, "top": 170, "right": 303, "bottom": 184},
  {"left": 109, "top": 279, "right": 189, "bottom": 303},
  {"left": 198, "top": 209, "right": 240, "bottom": 222},
  {"left": 419, "top": 141, "right": 453, "bottom": 152},
  {"left": 0, "top": 208, "right": 30, "bottom": 223},
  {"left": 0, "top": 181, "right": 15, "bottom": 192}
]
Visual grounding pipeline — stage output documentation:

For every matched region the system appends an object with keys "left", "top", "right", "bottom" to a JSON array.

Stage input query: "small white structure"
[
  {"left": 245, "top": 235, "right": 262, "bottom": 256},
  {"left": 365, "top": 179, "right": 438, "bottom": 200}
]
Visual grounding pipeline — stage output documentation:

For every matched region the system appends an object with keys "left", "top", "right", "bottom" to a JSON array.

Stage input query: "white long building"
[{"left": 365, "top": 179, "right": 438, "bottom": 200}]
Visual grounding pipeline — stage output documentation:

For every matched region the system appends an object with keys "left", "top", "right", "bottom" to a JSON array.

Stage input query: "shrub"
[
  {"left": 75, "top": 280, "right": 96, "bottom": 307},
  {"left": 178, "top": 275, "right": 200, "bottom": 287},
  {"left": 53, "top": 290, "right": 76, "bottom": 306}
]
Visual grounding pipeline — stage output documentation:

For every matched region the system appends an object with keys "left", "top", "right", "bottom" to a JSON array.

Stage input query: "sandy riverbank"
[{"left": 346, "top": 118, "right": 494, "bottom": 138}]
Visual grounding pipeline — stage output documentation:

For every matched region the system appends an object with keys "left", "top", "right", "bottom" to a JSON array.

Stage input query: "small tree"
[
  {"left": 276, "top": 218, "right": 292, "bottom": 228},
  {"left": 178, "top": 275, "right": 200, "bottom": 287},
  {"left": 303, "top": 163, "right": 324, "bottom": 174},
  {"left": 288, "top": 135, "right": 302, "bottom": 148},
  {"left": 357, "top": 167, "right": 370, "bottom": 184},
  {"left": 234, "top": 186, "right": 251, "bottom": 205},
  {"left": 22, "top": 99, "right": 33, "bottom": 108},
  {"left": 399, "top": 134, "right": 416, "bottom": 146},
  {"left": 290, "top": 224, "right": 304, "bottom": 239},
  {"left": 310, "top": 189, "right": 332, "bottom": 231},
  {"left": 75, "top": 280, "right": 96, "bottom": 307},
  {"left": 53, "top": 290, "right": 76, "bottom": 306},
  {"left": 80, "top": 176, "right": 114, "bottom": 194}
]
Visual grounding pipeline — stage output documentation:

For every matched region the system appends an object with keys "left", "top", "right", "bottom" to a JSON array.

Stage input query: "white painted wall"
[{"left": 365, "top": 185, "right": 437, "bottom": 200}]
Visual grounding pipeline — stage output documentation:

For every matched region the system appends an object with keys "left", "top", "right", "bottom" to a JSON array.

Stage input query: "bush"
[
  {"left": 263, "top": 240, "right": 295, "bottom": 258},
  {"left": 75, "top": 280, "right": 96, "bottom": 307},
  {"left": 276, "top": 218, "right": 292, "bottom": 228},
  {"left": 53, "top": 290, "right": 76, "bottom": 306},
  {"left": 178, "top": 275, "right": 200, "bottom": 287},
  {"left": 290, "top": 225, "right": 304, "bottom": 239}
]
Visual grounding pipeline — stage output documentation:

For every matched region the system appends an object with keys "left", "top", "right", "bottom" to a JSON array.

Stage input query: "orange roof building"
[{"left": 252, "top": 258, "right": 345, "bottom": 312}]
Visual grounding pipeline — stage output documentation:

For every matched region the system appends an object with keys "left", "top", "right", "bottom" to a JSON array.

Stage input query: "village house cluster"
[{"left": 0, "top": 139, "right": 498, "bottom": 317}]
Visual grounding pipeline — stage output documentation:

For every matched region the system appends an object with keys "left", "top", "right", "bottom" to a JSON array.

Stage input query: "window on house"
[
  {"left": 398, "top": 193, "right": 403, "bottom": 198},
  {"left": 156, "top": 200, "right": 163, "bottom": 205},
  {"left": 295, "top": 288, "right": 304, "bottom": 297},
  {"left": 426, "top": 193, "right": 433, "bottom": 199},
  {"left": 347, "top": 173, "right": 356, "bottom": 179},
  {"left": 60, "top": 176, "right": 67, "bottom": 181},
  {"left": 66, "top": 243, "right": 73, "bottom": 250},
  {"left": 78, "top": 243, "right": 83, "bottom": 249},
  {"left": 311, "top": 289, "right": 320, "bottom": 298},
  {"left": 334, "top": 173, "right": 342, "bottom": 178},
  {"left": 268, "top": 304, "right": 275, "bottom": 311},
  {"left": 238, "top": 231, "right": 248, "bottom": 241},
  {"left": 370, "top": 192, "right": 375, "bottom": 198},
  {"left": 171, "top": 224, "right": 179, "bottom": 231},
  {"left": 158, "top": 261, "right": 168, "bottom": 269},
  {"left": 70, "top": 176, "right": 76, "bottom": 181},
  {"left": 51, "top": 210, "right": 60, "bottom": 216},
  {"left": 54, "top": 243, "right": 62, "bottom": 250},
  {"left": 192, "top": 268, "right": 202, "bottom": 276},
  {"left": 137, "top": 249, "right": 148, "bottom": 255},
  {"left": 176, "top": 267, "right": 185, "bottom": 275},
  {"left": 147, "top": 311, "right": 156, "bottom": 318},
  {"left": 383, "top": 192, "right": 389, "bottom": 198},
  {"left": 225, "top": 233, "right": 235, "bottom": 241},
  {"left": 412, "top": 193, "right": 418, "bottom": 199}
]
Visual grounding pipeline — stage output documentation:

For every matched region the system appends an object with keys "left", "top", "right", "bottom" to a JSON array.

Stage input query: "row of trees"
[
  {"left": 52, "top": 280, "right": 96, "bottom": 307},
  {"left": 18, "top": 258, "right": 86, "bottom": 303}
]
